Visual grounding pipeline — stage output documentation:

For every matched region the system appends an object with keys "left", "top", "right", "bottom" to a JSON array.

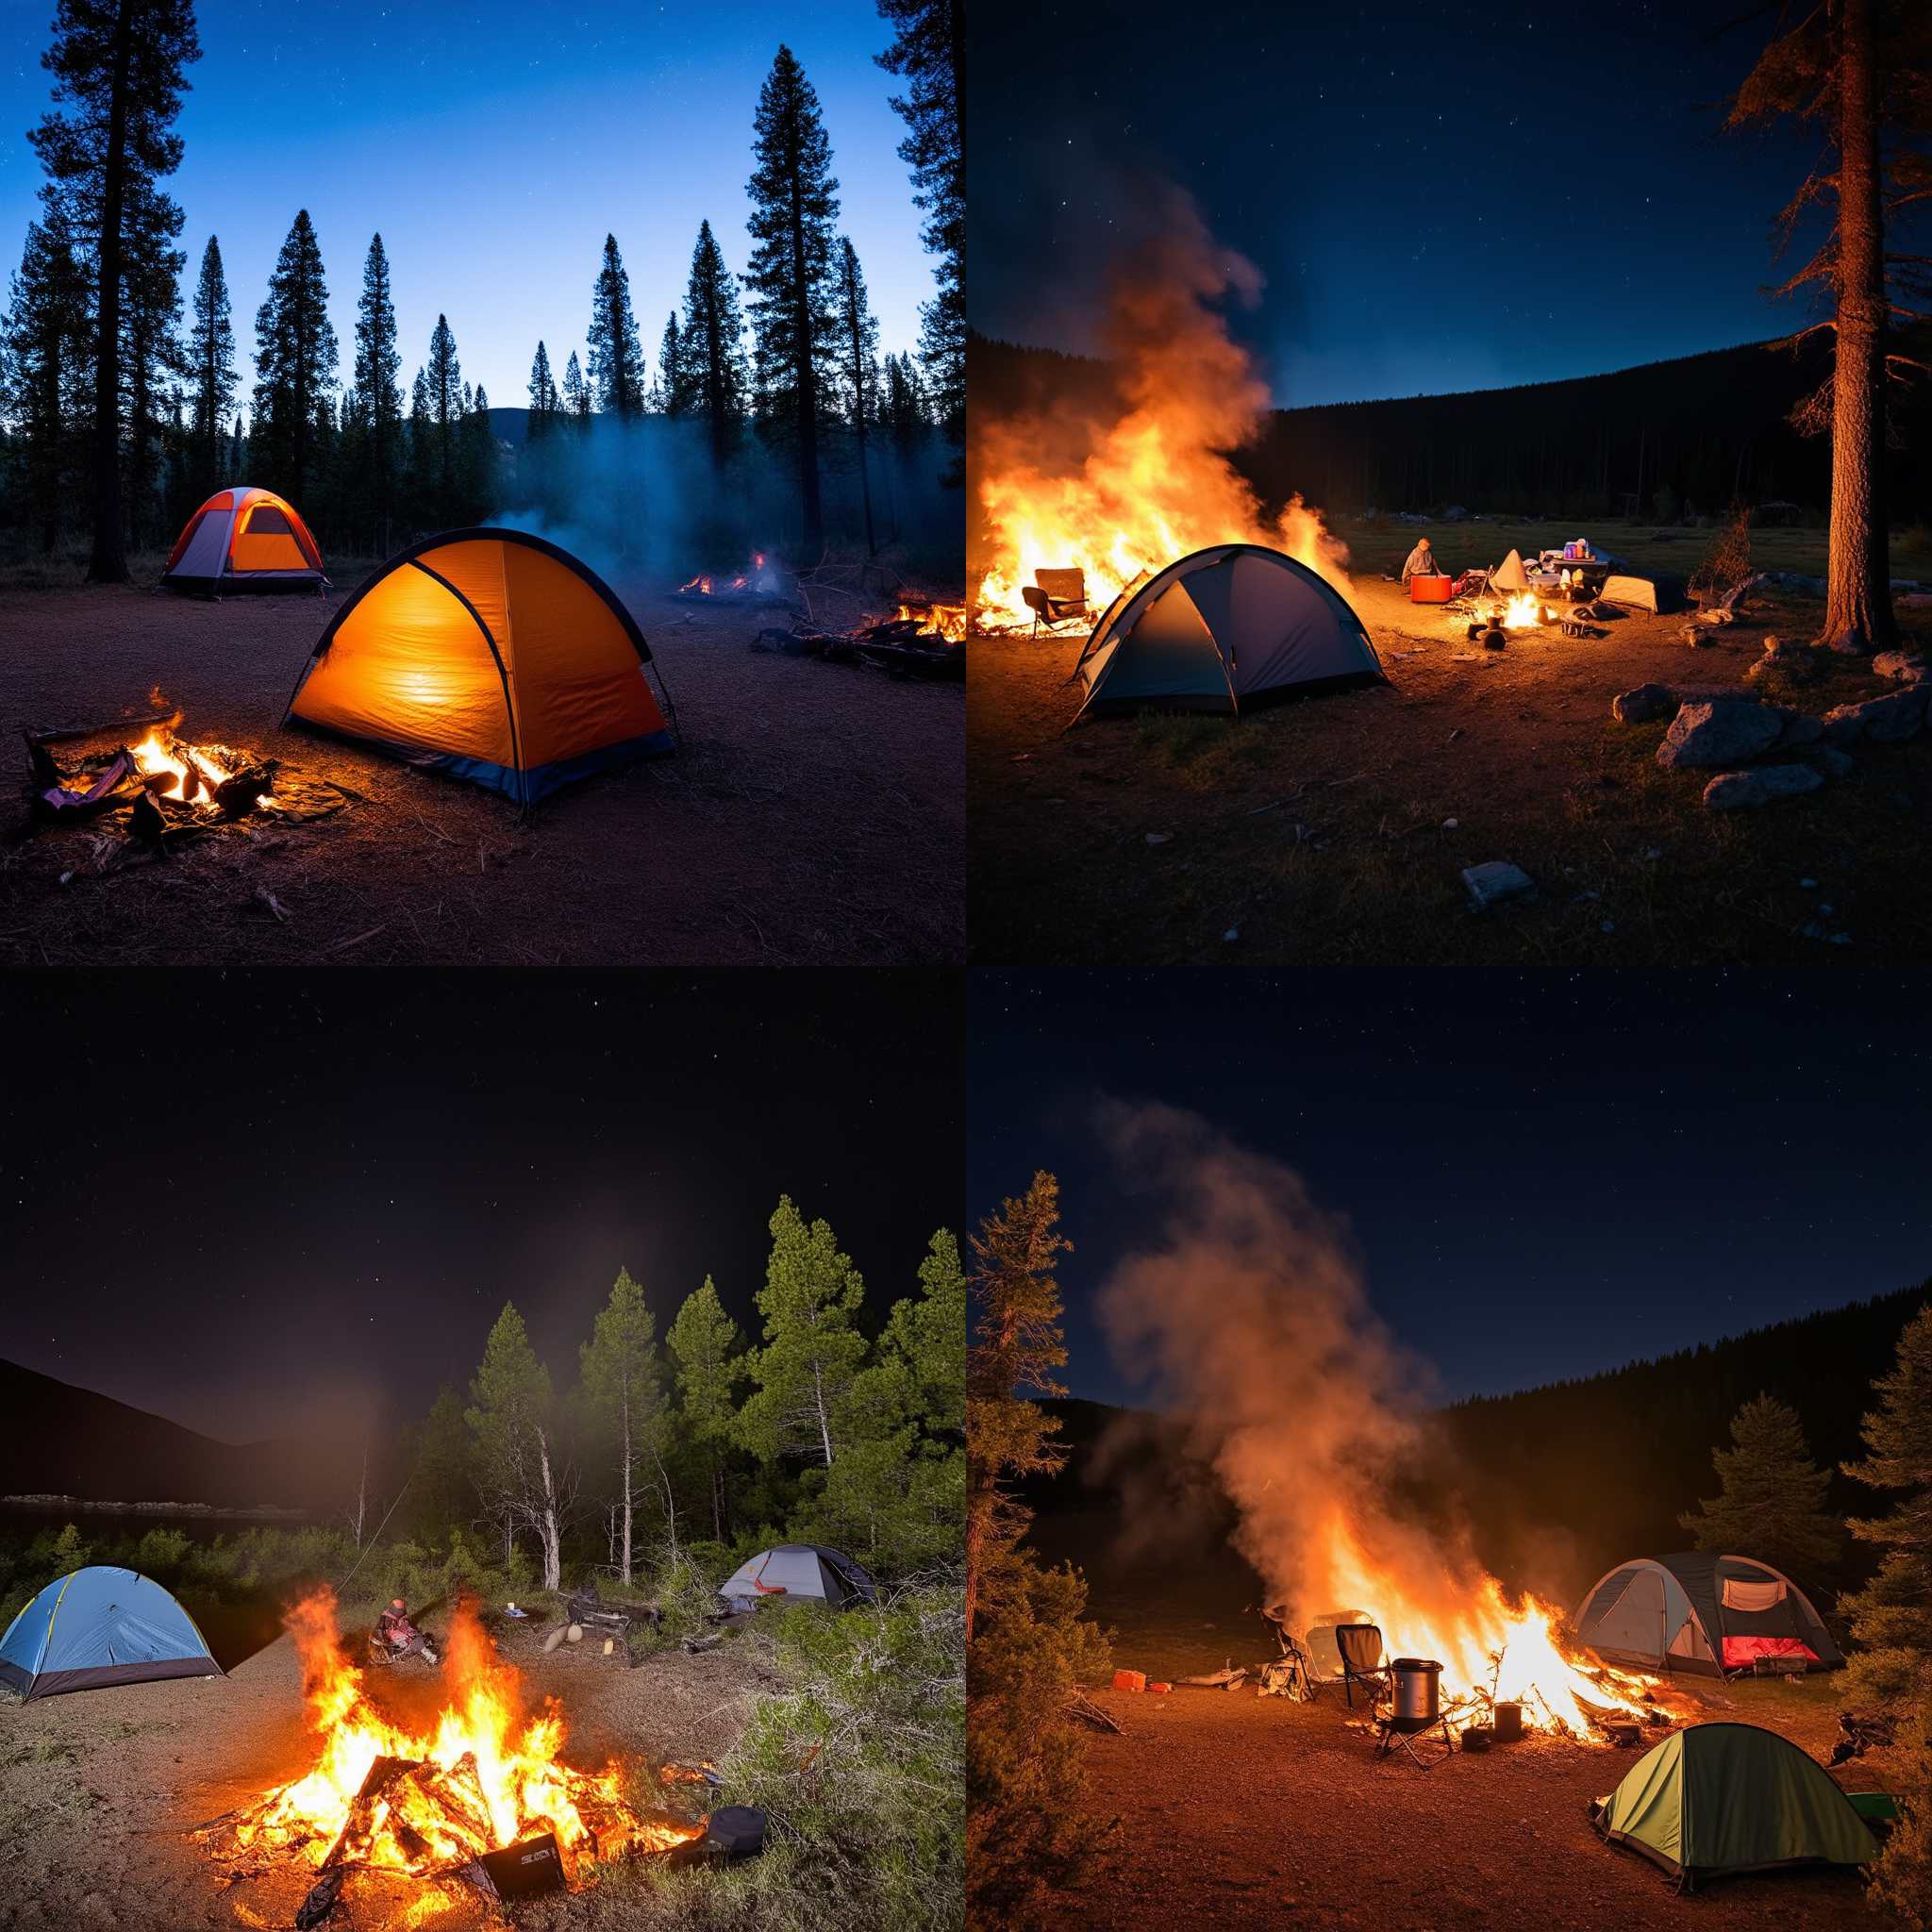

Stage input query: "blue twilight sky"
[{"left": 0, "top": 0, "right": 932, "bottom": 413}]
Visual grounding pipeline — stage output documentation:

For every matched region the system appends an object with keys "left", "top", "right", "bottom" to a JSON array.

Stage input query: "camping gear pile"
[{"left": 1069, "top": 543, "right": 1385, "bottom": 719}]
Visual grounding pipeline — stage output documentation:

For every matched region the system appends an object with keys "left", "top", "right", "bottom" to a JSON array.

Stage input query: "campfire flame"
[
  {"left": 132, "top": 729, "right": 278, "bottom": 812},
  {"left": 969, "top": 195, "right": 1350, "bottom": 633},
  {"left": 205, "top": 1591, "right": 701, "bottom": 1888},
  {"left": 896, "top": 601, "right": 968, "bottom": 642},
  {"left": 678, "top": 553, "right": 778, "bottom": 598}
]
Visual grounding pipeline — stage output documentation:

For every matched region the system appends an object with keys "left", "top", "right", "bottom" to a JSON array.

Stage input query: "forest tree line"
[{"left": 0, "top": 1, "right": 962, "bottom": 572}]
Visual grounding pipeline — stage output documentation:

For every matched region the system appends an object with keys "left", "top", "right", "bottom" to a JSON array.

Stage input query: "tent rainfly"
[
  {"left": 1573, "top": 1553, "right": 1842, "bottom": 1676},
  {"left": 717, "top": 1545, "right": 879, "bottom": 1611},
  {"left": 1070, "top": 544, "right": 1384, "bottom": 719},
  {"left": 1591, "top": 1723, "right": 1876, "bottom": 1889},
  {"left": 0, "top": 1567, "right": 223, "bottom": 1701},
  {"left": 162, "top": 486, "right": 326, "bottom": 593},
  {"left": 283, "top": 527, "right": 676, "bottom": 808}
]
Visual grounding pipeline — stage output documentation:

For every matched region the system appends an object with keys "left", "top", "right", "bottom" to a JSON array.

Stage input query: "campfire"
[
  {"left": 129, "top": 726, "right": 281, "bottom": 815},
  {"left": 969, "top": 205, "right": 1352, "bottom": 633},
  {"left": 895, "top": 600, "right": 968, "bottom": 641},
  {"left": 676, "top": 553, "right": 787, "bottom": 603},
  {"left": 198, "top": 1591, "right": 704, "bottom": 1908}
]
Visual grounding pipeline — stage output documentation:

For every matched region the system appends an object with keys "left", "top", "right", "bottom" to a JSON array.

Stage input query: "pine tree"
[
  {"left": 424, "top": 314, "right": 462, "bottom": 524},
  {"left": 668, "top": 1275, "right": 744, "bottom": 1542},
  {"left": 3, "top": 215, "right": 92, "bottom": 552},
  {"left": 228, "top": 408, "right": 245, "bottom": 478},
  {"left": 965, "top": 1171, "right": 1071, "bottom": 1641},
  {"left": 1839, "top": 1303, "right": 1932, "bottom": 1697},
  {"left": 408, "top": 1385, "right": 474, "bottom": 1540},
  {"left": 875, "top": 0, "right": 962, "bottom": 458},
  {"left": 587, "top": 234, "right": 643, "bottom": 420},
  {"left": 1678, "top": 1392, "right": 1843, "bottom": 1575},
  {"left": 466, "top": 1303, "right": 567, "bottom": 1591},
  {"left": 526, "top": 340, "right": 559, "bottom": 439},
  {"left": 353, "top": 233, "right": 402, "bottom": 553},
  {"left": 578, "top": 1269, "right": 670, "bottom": 1583},
  {"left": 745, "top": 45, "right": 840, "bottom": 553},
  {"left": 186, "top": 236, "right": 234, "bottom": 500},
  {"left": 462, "top": 381, "right": 496, "bottom": 520},
  {"left": 738, "top": 1195, "right": 869, "bottom": 1470},
  {"left": 561, "top": 349, "right": 591, "bottom": 428},
  {"left": 1727, "top": 0, "right": 1931, "bottom": 653},
  {"left": 30, "top": 0, "right": 200, "bottom": 581},
  {"left": 404, "top": 366, "right": 432, "bottom": 528},
  {"left": 832, "top": 238, "right": 881, "bottom": 555},
  {"left": 681, "top": 219, "right": 749, "bottom": 470},
  {"left": 119, "top": 177, "right": 185, "bottom": 549},
  {"left": 253, "top": 210, "right": 338, "bottom": 506},
  {"left": 657, "top": 311, "right": 685, "bottom": 416}
]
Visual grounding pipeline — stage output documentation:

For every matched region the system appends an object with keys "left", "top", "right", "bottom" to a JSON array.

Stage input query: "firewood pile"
[{"left": 751, "top": 615, "right": 964, "bottom": 682}]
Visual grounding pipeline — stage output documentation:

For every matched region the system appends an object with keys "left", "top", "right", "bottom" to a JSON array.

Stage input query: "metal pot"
[
  {"left": 1390, "top": 1657, "right": 1442, "bottom": 1729},
  {"left": 1492, "top": 1701, "right": 1524, "bottom": 1742}
]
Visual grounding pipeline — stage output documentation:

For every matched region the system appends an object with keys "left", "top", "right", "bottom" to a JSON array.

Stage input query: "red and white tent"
[{"left": 162, "top": 486, "right": 326, "bottom": 593}]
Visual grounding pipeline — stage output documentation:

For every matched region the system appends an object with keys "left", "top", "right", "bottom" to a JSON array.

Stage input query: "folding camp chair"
[
  {"left": 1334, "top": 1623, "right": 1391, "bottom": 1709},
  {"left": 1023, "top": 567, "right": 1091, "bottom": 638},
  {"left": 1257, "top": 1606, "right": 1321, "bottom": 1701},
  {"left": 1375, "top": 1707, "right": 1457, "bottom": 1770}
]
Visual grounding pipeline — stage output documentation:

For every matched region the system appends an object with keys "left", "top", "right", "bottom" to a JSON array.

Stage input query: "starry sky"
[
  {"left": 969, "top": 972, "right": 1932, "bottom": 1409},
  {"left": 969, "top": 0, "right": 1829, "bottom": 406},
  {"left": 0, "top": 0, "right": 932, "bottom": 412},
  {"left": 0, "top": 970, "right": 960, "bottom": 1446}
]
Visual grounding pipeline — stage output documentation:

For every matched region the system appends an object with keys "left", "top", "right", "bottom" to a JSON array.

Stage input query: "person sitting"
[
  {"left": 376, "top": 1597, "right": 438, "bottom": 1664},
  {"left": 1401, "top": 537, "right": 1443, "bottom": 584}
]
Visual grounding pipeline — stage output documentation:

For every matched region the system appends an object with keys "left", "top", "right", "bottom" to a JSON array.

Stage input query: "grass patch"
[{"left": 1133, "top": 711, "right": 1271, "bottom": 790}]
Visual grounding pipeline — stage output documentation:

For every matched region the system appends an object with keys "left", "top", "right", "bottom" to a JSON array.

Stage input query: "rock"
[
  {"left": 1612, "top": 683, "right": 1674, "bottom": 724},
  {"left": 1775, "top": 709, "right": 1824, "bottom": 748},
  {"left": 1144, "top": 831, "right": 1173, "bottom": 846},
  {"left": 1703, "top": 764, "right": 1825, "bottom": 810},
  {"left": 1746, "top": 636, "right": 1825, "bottom": 686},
  {"left": 1822, "top": 686, "right": 1928, "bottom": 743},
  {"left": 1463, "top": 860, "right": 1535, "bottom": 910},
  {"left": 1656, "top": 699, "right": 1784, "bottom": 769},
  {"left": 1441, "top": 816, "right": 1458, "bottom": 829},
  {"left": 1873, "top": 651, "right": 1931, "bottom": 683},
  {"left": 1806, "top": 746, "right": 1855, "bottom": 781},
  {"left": 566, "top": 1623, "right": 584, "bottom": 1643}
]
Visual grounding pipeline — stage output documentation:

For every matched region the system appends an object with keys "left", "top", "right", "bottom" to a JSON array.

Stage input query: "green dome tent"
[
  {"left": 1591, "top": 1724, "right": 1876, "bottom": 1890},
  {"left": 0, "top": 1567, "right": 222, "bottom": 1701}
]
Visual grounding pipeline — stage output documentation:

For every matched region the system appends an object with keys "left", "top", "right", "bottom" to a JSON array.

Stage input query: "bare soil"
[
  {"left": 1054, "top": 1673, "right": 1895, "bottom": 1932},
  {"left": 0, "top": 575, "right": 963, "bottom": 966},
  {"left": 0, "top": 1617, "right": 760, "bottom": 1931},
  {"left": 967, "top": 580, "right": 1932, "bottom": 964}
]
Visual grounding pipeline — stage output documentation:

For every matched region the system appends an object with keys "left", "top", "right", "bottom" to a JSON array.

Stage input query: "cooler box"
[{"left": 1408, "top": 575, "right": 1454, "bottom": 604}]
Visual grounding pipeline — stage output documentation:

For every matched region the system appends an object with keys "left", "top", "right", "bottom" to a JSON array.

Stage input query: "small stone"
[
  {"left": 1761, "top": 635, "right": 1781, "bottom": 653},
  {"left": 1702, "top": 764, "right": 1825, "bottom": 810},
  {"left": 1612, "top": 683, "right": 1674, "bottom": 724},
  {"left": 1441, "top": 817, "right": 1459, "bottom": 829},
  {"left": 1144, "top": 832, "right": 1173, "bottom": 846},
  {"left": 1463, "top": 860, "right": 1535, "bottom": 910}
]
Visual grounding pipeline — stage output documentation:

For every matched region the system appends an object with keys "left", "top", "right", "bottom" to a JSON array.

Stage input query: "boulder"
[
  {"left": 1806, "top": 745, "right": 1856, "bottom": 781},
  {"left": 1612, "top": 682, "right": 1674, "bottom": 724},
  {"left": 1745, "top": 636, "right": 1825, "bottom": 687},
  {"left": 1656, "top": 699, "right": 1783, "bottom": 770},
  {"left": 1703, "top": 764, "right": 1825, "bottom": 810},
  {"left": 1462, "top": 860, "right": 1535, "bottom": 910},
  {"left": 1821, "top": 686, "right": 1928, "bottom": 743},
  {"left": 1775, "top": 709, "right": 1824, "bottom": 748}
]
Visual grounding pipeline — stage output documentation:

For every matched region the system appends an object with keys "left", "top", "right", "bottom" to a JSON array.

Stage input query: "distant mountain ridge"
[{"left": 0, "top": 1360, "right": 336, "bottom": 1513}]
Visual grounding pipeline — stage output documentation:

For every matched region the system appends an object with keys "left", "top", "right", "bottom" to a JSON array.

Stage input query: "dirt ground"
[
  {"left": 0, "top": 574, "right": 963, "bottom": 966},
  {"left": 0, "top": 1615, "right": 759, "bottom": 1932},
  {"left": 967, "top": 578, "right": 1932, "bottom": 964},
  {"left": 1054, "top": 1673, "right": 1895, "bottom": 1932}
]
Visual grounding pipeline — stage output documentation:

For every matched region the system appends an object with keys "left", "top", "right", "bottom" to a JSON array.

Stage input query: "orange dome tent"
[
  {"left": 282, "top": 527, "right": 677, "bottom": 808},
  {"left": 162, "top": 486, "right": 326, "bottom": 593}
]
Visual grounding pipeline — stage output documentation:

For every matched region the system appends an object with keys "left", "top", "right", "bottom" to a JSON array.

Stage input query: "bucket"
[
  {"left": 1389, "top": 1657, "right": 1441, "bottom": 1729},
  {"left": 1492, "top": 1701, "right": 1524, "bottom": 1742}
]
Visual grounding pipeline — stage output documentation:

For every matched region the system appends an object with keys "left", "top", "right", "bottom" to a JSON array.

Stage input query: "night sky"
[
  {"left": 970, "top": 973, "right": 1932, "bottom": 1409},
  {"left": 1, "top": 0, "right": 933, "bottom": 408},
  {"left": 0, "top": 971, "right": 960, "bottom": 1447},
  {"left": 969, "top": 0, "right": 1827, "bottom": 405}
]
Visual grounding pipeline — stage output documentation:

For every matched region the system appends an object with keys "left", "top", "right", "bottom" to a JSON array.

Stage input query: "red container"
[
  {"left": 1112, "top": 1669, "right": 1146, "bottom": 1693},
  {"left": 1408, "top": 575, "right": 1454, "bottom": 604}
]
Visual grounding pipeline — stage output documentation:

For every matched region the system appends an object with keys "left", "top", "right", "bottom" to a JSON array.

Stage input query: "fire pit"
[
  {"left": 196, "top": 1591, "right": 706, "bottom": 1916},
  {"left": 675, "top": 553, "right": 790, "bottom": 605}
]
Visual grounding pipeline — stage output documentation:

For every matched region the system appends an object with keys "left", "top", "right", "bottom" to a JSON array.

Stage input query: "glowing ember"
[
  {"left": 680, "top": 575, "right": 715, "bottom": 595},
  {"left": 131, "top": 729, "right": 278, "bottom": 812},
  {"left": 970, "top": 200, "right": 1350, "bottom": 633},
  {"left": 201, "top": 1591, "right": 702, "bottom": 1888},
  {"left": 895, "top": 601, "right": 968, "bottom": 641}
]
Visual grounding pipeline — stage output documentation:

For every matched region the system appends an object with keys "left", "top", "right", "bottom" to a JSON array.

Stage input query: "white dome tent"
[
  {"left": 1070, "top": 543, "right": 1384, "bottom": 720},
  {"left": 717, "top": 1544, "right": 878, "bottom": 1611}
]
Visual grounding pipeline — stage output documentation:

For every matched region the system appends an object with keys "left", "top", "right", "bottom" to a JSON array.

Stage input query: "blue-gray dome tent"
[{"left": 0, "top": 1567, "right": 222, "bottom": 1701}]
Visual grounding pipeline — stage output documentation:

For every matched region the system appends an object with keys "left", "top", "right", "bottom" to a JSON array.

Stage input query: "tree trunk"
[
  {"left": 790, "top": 179, "right": 824, "bottom": 554},
  {"left": 536, "top": 1427, "right": 561, "bottom": 1592},
  {"left": 812, "top": 1360, "right": 835, "bottom": 1466},
  {"left": 88, "top": 1, "right": 135, "bottom": 584},
  {"left": 619, "top": 1398, "right": 633, "bottom": 1586},
  {"left": 1819, "top": 0, "right": 1896, "bottom": 654}
]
